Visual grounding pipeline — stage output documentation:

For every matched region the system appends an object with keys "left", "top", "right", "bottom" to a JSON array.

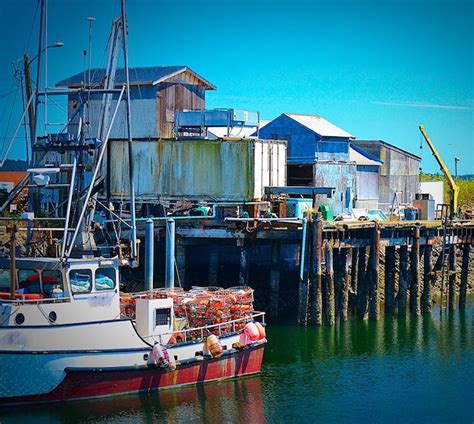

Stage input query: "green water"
[{"left": 1, "top": 300, "right": 473, "bottom": 423}]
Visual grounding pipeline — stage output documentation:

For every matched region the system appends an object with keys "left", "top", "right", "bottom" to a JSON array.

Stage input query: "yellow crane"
[{"left": 418, "top": 125, "right": 459, "bottom": 218}]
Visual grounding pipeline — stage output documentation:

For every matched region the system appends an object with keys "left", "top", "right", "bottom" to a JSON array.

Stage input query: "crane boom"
[{"left": 418, "top": 124, "right": 459, "bottom": 217}]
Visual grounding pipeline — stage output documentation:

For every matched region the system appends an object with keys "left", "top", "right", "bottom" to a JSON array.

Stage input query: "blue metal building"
[{"left": 258, "top": 113, "right": 356, "bottom": 214}]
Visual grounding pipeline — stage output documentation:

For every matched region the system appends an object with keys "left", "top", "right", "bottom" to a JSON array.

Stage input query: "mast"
[{"left": 120, "top": 0, "right": 138, "bottom": 264}]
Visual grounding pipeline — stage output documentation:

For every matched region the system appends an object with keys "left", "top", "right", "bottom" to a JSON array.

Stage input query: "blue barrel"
[{"left": 404, "top": 208, "right": 418, "bottom": 221}]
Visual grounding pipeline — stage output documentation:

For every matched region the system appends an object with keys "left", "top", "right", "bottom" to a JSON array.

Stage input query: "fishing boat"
[{"left": 0, "top": 0, "right": 266, "bottom": 405}]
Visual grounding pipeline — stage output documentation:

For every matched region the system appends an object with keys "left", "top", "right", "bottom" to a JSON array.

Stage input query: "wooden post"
[
  {"left": 339, "top": 248, "right": 350, "bottom": 322},
  {"left": 9, "top": 226, "right": 17, "bottom": 300},
  {"left": 410, "top": 226, "right": 421, "bottom": 315},
  {"left": 311, "top": 218, "right": 323, "bottom": 325},
  {"left": 398, "top": 245, "right": 409, "bottom": 315},
  {"left": 369, "top": 223, "right": 380, "bottom": 320},
  {"left": 298, "top": 219, "right": 311, "bottom": 325},
  {"left": 384, "top": 245, "right": 396, "bottom": 314},
  {"left": 269, "top": 240, "right": 281, "bottom": 320},
  {"left": 421, "top": 244, "right": 433, "bottom": 313},
  {"left": 175, "top": 238, "right": 186, "bottom": 288},
  {"left": 448, "top": 244, "right": 456, "bottom": 310},
  {"left": 459, "top": 243, "right": 470, "bottom": 309},
  {"left": 238, "top": 241, "right": 249, "bottom": 286},
  {"left": 356, "top": 246, "right": 368, "bottom": 319},
  {"left": 350, "top": 247, "right": 358, "bottom": 315},
  {"left": 324, "top": 243, "right": 335, "bottom": 325},
  {"left": 208, "top": 244, "right": 219, "bottom": 285}
]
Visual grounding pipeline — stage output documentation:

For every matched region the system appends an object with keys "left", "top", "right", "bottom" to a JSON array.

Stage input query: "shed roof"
[
  {"left": 349, "top": 144, "right": 383, "bottom": 166},
  {"left": 56, "top": 66, "right": 216, "bottom": 90},
  {"left": 278, "top": 113, "right": 353, "bottom": 138},
  {"left": 352, "top": 139, "right": 421, "bottom": 161}
]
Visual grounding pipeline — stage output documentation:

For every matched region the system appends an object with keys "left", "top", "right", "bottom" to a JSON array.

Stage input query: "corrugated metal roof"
[
  {"left": 285, "top": 113, "right": 353, "bottom": 138},
  {"left": 350, "top": 144, "right": 383, "bottom": 166},
  {"left": 56, "top": 66, "right": 216, "bottom": 89},
  {"left": 208, "top": 127, "right": 258, "bottom": 139},
  {"left": 353, "top": 139, "right": 421, "bottom": 161}
]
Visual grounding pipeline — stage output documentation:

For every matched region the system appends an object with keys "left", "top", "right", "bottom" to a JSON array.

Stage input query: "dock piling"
[
  {"left": 311, "top": 217, "right": 323, "bottom": 325},
  {"left": 165, "top": 218, "right": 175, "bottom": 289},
  {"left": 410, "top": 226, "right": 421, "bottom": 315},
  {"left": 459, "top": 243, "right": 470, "bottom": 309},
  {"left": 324, "top": 243, "right": 335, "bottom": 325},
  {"left": 356, "top": 246, "right": 368, "bottom": 319},
  {"left": 384, "top": 245, "right": 396, "bottom": 314},
  {"left": 208, "top": 244, "right": 219, "bottom": 285},
  {"left": 369, "top": 223, "right": 380, "bottom": 320},
  {"left": 398, "top": 245, "right": 409, "bottom": 315},
  {"left": 145, "top": 218, "right": 154, "bottom": 291},
  {"left": 448, "top": 245, "right": 457, "bottom": 310},
  {"left": 269, "top": 240, "right": 281, "bottom": 320},
  {"left": 422, "top": 244, "right": 433, "bottom": 313}
]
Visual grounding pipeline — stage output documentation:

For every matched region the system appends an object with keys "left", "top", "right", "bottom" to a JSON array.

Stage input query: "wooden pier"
[{"left": 135, "top": 216, "right": 474, "bottom": 325}]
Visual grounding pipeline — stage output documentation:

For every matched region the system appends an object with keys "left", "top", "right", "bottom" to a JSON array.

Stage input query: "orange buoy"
[
  {"left": 206, "top": 334, "right": 223, "bottom": 358},
  {"left": 255, "top": 321, "right": 266, "bottom": 340},
  {"left": 244, "top": 322, "right": 260, "bottom": 342}
]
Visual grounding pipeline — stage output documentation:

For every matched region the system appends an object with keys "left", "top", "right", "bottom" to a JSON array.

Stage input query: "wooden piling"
[
  {"left": 269, "top": 240, "right": 281, "bottom": 320},
  {"left": 175, "top": 238, "right": 186, "bottom": 287},
  {"left": 356, "top": 246, "right": 368, "bottom": 319},
  {"left": 208, "top": 244, "right": 219, "bottom": 285},
  {"left": 459, "top": 243, "right": 470, "bottom": 310},
  {"left": 421, "top": 244, "right": 433, "bottom": 313},
  {"left": 369, "top": 223, "right": 380, "bottom": 320},
  {"left": 311, "top": 218, "right": 323, "bottom": 325},
  {"left": 338, "top": 248, "right": 350, "bottom": 322},
  {"left": 298, "top": 220, "right": 311, "bottom": 325},
  {"left": 384, "top": 245, "right": 396, "bottom": 314},
  {"left": 448, "top": 245, "right": 456, "bottom": 311},
  {"left": 398, "top": 245, "right": 409, "bottom": 315},
  {"left": 350, "top": 247, "right": 358, "bottom": 315},
  {"left": 324, "top": 243, "right": 335, "bottom": 325},
  {"left": 238, "top": 242, "right": 249, "bottom": 286},
  {"left": 410, "top": 226, "right": 421, "bottom": 315}
]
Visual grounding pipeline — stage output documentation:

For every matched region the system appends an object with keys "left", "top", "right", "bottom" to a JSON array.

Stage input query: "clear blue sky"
[{"left": 0, "top": 0, "right": 472, "bottom": 173}]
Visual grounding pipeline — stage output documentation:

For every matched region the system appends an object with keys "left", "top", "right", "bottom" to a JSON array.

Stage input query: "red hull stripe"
[{"left": 0, "top": 344, "right": 265, "bottom": 406}]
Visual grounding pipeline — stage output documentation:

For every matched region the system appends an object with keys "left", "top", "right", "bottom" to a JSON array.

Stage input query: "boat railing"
[
  {"left": 0, "top": 296, "right": 71, "bottom": 305},
  {"left": 146, "top": 310, "right": 266, "bottom": 345}
]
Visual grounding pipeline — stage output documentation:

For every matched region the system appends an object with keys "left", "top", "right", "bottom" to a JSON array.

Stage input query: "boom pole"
[{"left": 418, "top": 125, "right": 459, "bottom": 218}]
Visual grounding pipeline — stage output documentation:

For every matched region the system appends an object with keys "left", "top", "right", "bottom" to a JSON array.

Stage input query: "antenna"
[{"left": 86, "top": 17, "right": 96, "bottom": 135}]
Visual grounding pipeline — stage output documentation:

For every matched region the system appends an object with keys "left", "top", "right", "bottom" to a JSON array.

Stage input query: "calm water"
[{"left": 1, "top": 300, "right": 473, "bottom": 423}]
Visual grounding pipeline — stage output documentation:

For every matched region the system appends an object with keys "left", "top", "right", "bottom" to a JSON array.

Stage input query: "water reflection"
[
  {"left": 0, "top": 378, "right": 266, "bottom": 424},
  {"left": 1, "top": 300, "right": 473, "bottom": 423}
]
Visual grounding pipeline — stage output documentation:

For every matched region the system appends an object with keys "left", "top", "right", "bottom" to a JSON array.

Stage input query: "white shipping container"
[{"left": 109, "top": 138, "right": 287, "bottom": 201}]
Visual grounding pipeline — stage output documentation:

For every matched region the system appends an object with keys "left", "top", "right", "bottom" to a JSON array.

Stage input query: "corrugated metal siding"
[
  {"left": 356, "top": 166, "right": 379, "bottom": 202},
  {"left": 313, "top": 162, "right": 356, "bottom": 214},
  {"left": 259, "top": 114, "right": 350, "bottom": 164},
  {"left": 109, "top": 139, "right": 286, "bottom": 201}
]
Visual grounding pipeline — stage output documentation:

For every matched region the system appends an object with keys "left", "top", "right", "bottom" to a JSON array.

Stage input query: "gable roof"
[
  {"left": 349, "top": 144, "right": 383, "bottom": 166},
  {"left": 283, "top": 113, "right": 353, "bottom": 138},
  {"left": 56, "top": 66, "right": 216, "bottom": 90}
]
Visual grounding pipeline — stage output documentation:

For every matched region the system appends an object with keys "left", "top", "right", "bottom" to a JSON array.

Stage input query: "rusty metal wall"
[
  {"left": 313, "top": 162, "right": 356, "bottom": 214},
  {"left": 109, "top": 138, "right": 286, "bottom": 201}
]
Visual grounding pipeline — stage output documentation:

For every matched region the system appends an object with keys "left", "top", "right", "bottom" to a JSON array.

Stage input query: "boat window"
[
  {"left": 18, "top": 270, "right": 41, "bottom": 294},
  {"left": 95, "top": 268, "right": 116, "bottom": 291},
  {"left": 43, "top": 270, "right": 64, "bottom": 298},
  {"left": 69, "top": 269, "right": 92, "bottom": 294},
  {"left": 0, "top": 268, "right": 11, "bottom": 292}
]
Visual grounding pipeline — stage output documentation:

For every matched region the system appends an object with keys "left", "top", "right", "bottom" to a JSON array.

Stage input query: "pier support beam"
[
  {"left": 448, "top": 245, "right": 457, "bottom": 310},
  {"left": 238, "top": 241, "right": 249, "bottom": 286},
  {"left": 324, "top": 243, "right": 335, "bottom": 325},
  {"left": 145, "top": 218, "right": 154, "bottom": 291},
  {"left": 459, "top": 244, "right": 470, "bottom": 310},
  {"left": 384, "top": 245, "right": 396, "bottom": 314},
  {"left": 356, "top": 246, "right": 368, "bottom": 319},
  {"left": 298, "top": 220, "right": 311, "bottom": 325},
  {"left": 398, "top": 245, "right": 409, "bottom": 315},
  {"left": 422, "top": 244, "right": 433, "bottom": 313},
  {"left": 165, "top": 218, "right": 175, "bottom": 289},
  {"left": 208, "top": 244, "right": 219, "bottom": 286},
  {"left": 175, "top": 238, "right": 186, "bottom": 288},
  {"left": 269, "top": 240, "right": 281, "bottom": 320},
  {"left": 369, "top": 223, "right": 380, "bottom": 320},
  {"left": 410, "top": 226, "right": 421, "bottom": 315},
  {"left": 350, "top": 247, "right": 358, "bottom": 315},
  {"left": 311, "top": 218, "right": 323, "bottom": 325},
  {"left": 337, "top": 248, "right": 350, "bottom": 322}
]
